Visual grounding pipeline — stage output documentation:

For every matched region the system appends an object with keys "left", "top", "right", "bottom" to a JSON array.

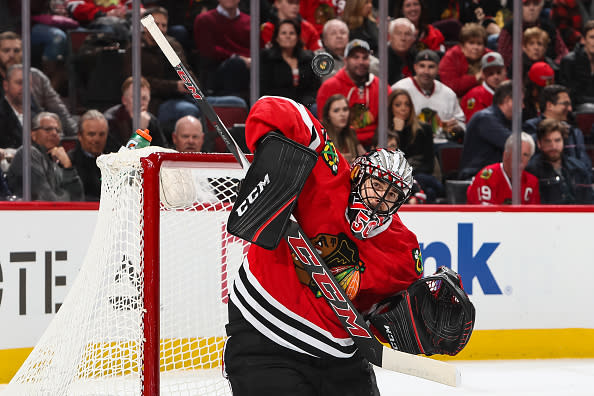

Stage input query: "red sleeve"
[
  {"left": 260, "top": 22, "right": 273, "bottom": 48},
  {"left": 497, "top": 29, "right": 513, "bottom": 69},
  {"left": 301, "top": 20, "right": 322, "bottom": 51},
  {"left": 466, "top": 176, "right": 482, "bottom": 204},
  {"left": 438, "top": 46, "right": 482, "bottom": 97},
  {"left": 245, "top": 97, "right": 327, "bottom": 153},
  {"left": 67, "top": 0, "right": 108, "bottom": 22},
  {"left": 421, "top": 25, "right": 445, "bottom": 51},
  {"left": 527, "top": 174, "right": 541, "bottom": 204}
]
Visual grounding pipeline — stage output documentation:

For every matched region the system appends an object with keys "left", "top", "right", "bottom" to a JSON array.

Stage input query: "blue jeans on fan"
[{"left": 31, "top": 23, "right": 67, "bottom": 61}]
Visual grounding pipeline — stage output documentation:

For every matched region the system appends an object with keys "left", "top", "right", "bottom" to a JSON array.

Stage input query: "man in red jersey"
[
  {"left": 224, "top": 96, "right": 435, "bottom": 395},
  {"left": 467, "top": 132, "right": 540, "bottom": 204}
]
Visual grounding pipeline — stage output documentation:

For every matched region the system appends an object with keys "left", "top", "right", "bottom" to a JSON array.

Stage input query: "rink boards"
[{"left": 0, "top": 203, "right": 593, "bottom": 382}]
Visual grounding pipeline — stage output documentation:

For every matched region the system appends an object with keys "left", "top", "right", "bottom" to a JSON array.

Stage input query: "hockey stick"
[{"left": 141, "top": 14, "right": 460, "bottom": 387}]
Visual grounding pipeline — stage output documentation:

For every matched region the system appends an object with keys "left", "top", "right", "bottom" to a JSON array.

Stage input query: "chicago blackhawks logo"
[
  {"left": 293, "top": 233, "right": 365, "bottom": 300},
  {"left": 321, "top": 139, "right": 339, "bottom": 175},
  {"left": 412, "top": 248, "right": 423, "bottom": 275}
]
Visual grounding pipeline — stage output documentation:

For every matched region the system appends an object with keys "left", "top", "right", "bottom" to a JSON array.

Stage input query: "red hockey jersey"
[
  {"left": 230, "top": 96, "right": 422, "bottom": 359},
  {"left": 466, "top": 163, "right": 540, "bottom": 204}
]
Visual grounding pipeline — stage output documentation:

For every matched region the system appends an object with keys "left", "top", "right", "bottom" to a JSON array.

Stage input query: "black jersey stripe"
[{"left": 232, "top": 264, "right": 358, "bottom": 358}]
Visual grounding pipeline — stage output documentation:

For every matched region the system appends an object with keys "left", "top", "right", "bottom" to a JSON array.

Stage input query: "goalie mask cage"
[{"left": 3, "top": 148, "right": 249, "bottom": 396}]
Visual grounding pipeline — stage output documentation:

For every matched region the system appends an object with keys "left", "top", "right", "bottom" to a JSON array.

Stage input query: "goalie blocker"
[
  {"left": 368, "top": 266, "right": 475, "bottom": 356},
  {"left": 227, "top": 132, "right": 318, "bottom": 249}
]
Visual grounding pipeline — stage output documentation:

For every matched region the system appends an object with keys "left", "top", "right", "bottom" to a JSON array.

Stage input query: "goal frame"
[{"left": 141, "top": 151, "right": 247, "bottom": 396}]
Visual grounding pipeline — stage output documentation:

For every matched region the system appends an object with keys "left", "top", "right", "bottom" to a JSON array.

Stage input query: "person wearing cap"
[
  {"left": 523, "top": 61, "right": 555, "bottom": 121},
  {"left": 523, "top": 84, "right": 591, "bottom": 168},
  {"left": 461, "top": 51, "right": 507, "bottom": 122},
  {"left": 316, "top": 39, "right": 391, "bottom": 148},
  {"left": 458, "top": 81, "right": 515, "bottom": 180},
  {"left": 560, "top": 20, "right": 594, "bottom": 110},
  {"left": 315, "top": 18, "right": 379, "bottom": 83},
  {"left": 387, "top": 18, "right": 418, "bottom": 85},
  {"left": 439, "top": 23, "right": 491, "bottom": 98},
  {"left": 392, "top": 49, "right": 465, "bottom": 143}
]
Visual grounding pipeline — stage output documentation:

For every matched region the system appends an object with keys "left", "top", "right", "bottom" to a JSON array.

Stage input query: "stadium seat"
[
  {"left": 444, "top": 179, "right": 471, "bottom": 204},
  {"left": 206, "top": 105, "right": 249, "bottom": 153},
  {"left": 438, "top": 144, "right": 464, "bottom": 182},
  {"left": 575, "top": 112, "right": 594, "bottom": 144}
]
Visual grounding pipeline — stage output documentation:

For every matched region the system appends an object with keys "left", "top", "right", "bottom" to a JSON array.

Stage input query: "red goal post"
[{"left": 4, "top": 149, "right": 250, "bottom": 396}]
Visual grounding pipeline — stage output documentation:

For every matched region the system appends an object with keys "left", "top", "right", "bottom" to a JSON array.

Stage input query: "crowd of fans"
[{"left": 0, "top": 0, "right": 593, "bottom": 205}]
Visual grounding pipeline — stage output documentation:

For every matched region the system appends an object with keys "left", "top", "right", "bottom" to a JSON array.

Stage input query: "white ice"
[{"left": 375, "top": 359, "right": 594, "bottom": 395}]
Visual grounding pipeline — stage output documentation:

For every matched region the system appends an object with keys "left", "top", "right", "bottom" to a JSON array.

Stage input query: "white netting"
[{"left": 3, "top": 148, "right": 248, "bottom": 395}]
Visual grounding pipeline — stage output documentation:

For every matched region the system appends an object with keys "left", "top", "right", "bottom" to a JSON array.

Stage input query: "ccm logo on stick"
[
  {"left": 287, "top": 232, "right": 372, "bottom": 339},
  {"left": 237, "top": 173, "right": 271, "bottom": 216},
  {"left": 175, "top": 65, "right": 202, "bottom": 100}
]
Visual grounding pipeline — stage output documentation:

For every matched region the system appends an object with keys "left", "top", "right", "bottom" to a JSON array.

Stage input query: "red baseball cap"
[{"left": 528, "top": 62, "right": 554, "bottom": 87}]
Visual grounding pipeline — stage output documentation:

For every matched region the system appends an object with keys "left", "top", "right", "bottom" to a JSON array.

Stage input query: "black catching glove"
[{"left": 368, "top": 266, "right": 475, "bottom": 356}]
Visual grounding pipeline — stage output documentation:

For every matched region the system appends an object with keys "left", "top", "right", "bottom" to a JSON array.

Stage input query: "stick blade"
[{"left": 379, "top": 346, "right": 461, "bottom": 387}]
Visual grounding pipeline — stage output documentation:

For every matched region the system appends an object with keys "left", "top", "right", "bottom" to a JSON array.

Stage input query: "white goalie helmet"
[{"left": 347, "top": 149, "right": 414, "bottom": 239}]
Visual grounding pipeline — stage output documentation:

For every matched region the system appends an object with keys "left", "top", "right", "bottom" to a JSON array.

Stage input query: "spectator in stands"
[
  {"left": 315, "top": 18, "right": 379, "bottom": 82},
  {"left": 31, "top": 0, "right": 78, "bottom": 94},
  {"left": 523, "top": 61, "right": 555, "bottom": 121},
  {"left": 523, "top": 84, "right": 591, "bottom": 168},
  {"left": 0, "top": 32, "right": 77, "bottom": 136},
  {"left": 0, "top": 64, "right": 42, "bottom": 150},
  {"left": 526, "top": 118, "right": 593, "bottom": 204},
  {"left": 68, "top": 110, "right": 107, "bottom": 201},
  {"left": 66, "top": 0, "right": 133, "bottom": 42},
  {"left": 466, "top": 132, "right": 540, "bottom": 205},
  {"left": 459, "top": 0, "right": 502, "bottom": 50},
  {"left": 551, "top": 0, "right": 584, "bottom": 51},
  {"left": 392, "top": 49, "right": 465, "bottom": 143},
  {"left": 387, "top": 18, "right": 417, "bottom": 85},
  {"left": 7, "top": 111, "right": 84, "bottom": 201},
  {"left": 172, "top": 115, "right": 205, "bottom": 152},
  {"left": 193, "top": 0, "right": 251, "bottom": 98},
  {"left": 513, "top": 27, "right": 558, "bottom": 82},
  {"left": 103, "top": 76, "right": 168, "bottom": 153},
  {"left": 559, "top": 20, "right": 594, "bottom": 111},
  {"left": 497, "top": 0, "right": 569, "bottom": 67},
  {"left": 392, "top": 0, "right": 445, "bottom": 53},
  {"left": 134, "top": 7, "right": 246, "bottom": 136},
  {"left": 342, "top": 0, "right": 379, "bottom": 54},
  {"left": 260, "top": 0, "right": 321, "bottom": 51},
  {"left": 321, "top": 94, "right": 365, "bottom": 164},
  {"left": 316, "top": 39, "right": 390, "bottom": 148},
  {"left": 459, "top": 80, "right": 514, "bottom": 180},
  {"left": 461, "top": 52, "right": 507, "bottom": 122},
  {"left": 388, "top": 88, "right": 443, "bottom": 202},
  {"left": 439, "top": 23, "right": 490, "bottom": 98},
  {"left": 260, "top": 19, "right": 320, "bottom": 109}
]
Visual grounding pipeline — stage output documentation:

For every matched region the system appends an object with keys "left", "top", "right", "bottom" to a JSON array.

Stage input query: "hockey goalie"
[{"left": 224, "top": 96, "right": 475, "bottom": 395}]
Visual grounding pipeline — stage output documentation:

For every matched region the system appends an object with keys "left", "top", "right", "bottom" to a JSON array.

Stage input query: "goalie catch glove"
[{"left": 368, "top": 266, "right": 475, "bottom": 356}]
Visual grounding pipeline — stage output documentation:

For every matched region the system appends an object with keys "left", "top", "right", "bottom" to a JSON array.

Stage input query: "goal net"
[{"left": 3, "top": 148, "right": 249, "bottom": 395}]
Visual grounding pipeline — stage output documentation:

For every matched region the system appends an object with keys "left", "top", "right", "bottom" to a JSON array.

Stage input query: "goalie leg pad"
[
  {"left": 368, "top": 267, "right": 475, "bottom": 356},
  {"left": 227, "top": 132, "right": 318, "bottom": 250}
]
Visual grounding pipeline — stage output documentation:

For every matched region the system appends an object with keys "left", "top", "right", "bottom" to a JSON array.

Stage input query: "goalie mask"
[{"left": 347, "top": 149, "right": 413, "bottom": 239}]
